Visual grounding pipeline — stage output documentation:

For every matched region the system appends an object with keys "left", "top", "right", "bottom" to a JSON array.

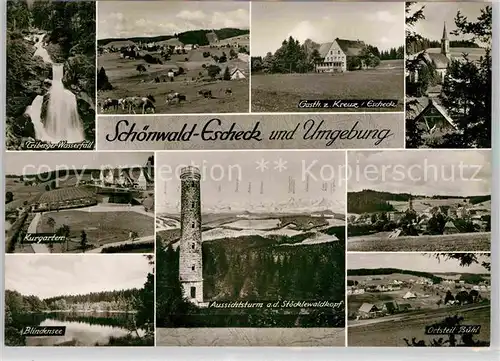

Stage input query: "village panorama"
[
  {"left": 97, "top": 1, "right": 250, "bottom": 114},
  {"left": 347, "top": 253, "right": 491, "bottom": 347},
  {"left": 347, "top": 150, "right": 491, "bottom": 252}
]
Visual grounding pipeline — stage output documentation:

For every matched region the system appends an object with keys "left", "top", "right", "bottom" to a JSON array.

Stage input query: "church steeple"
[{"left": 441, "top": 22, "right": 450, "bottom": 57}]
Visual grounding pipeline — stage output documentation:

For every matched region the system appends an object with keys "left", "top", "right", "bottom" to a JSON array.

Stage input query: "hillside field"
[
  {"left": 348, "top": 232, "right": 491, "bottom": 252},
  {"left": 251, "top": 60, "right": 404, "bottom": 112}
]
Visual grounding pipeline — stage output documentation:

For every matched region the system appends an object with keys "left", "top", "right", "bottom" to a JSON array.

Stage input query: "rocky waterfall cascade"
[{"left": 24, "top": 34, "right": 85, "bottom": 143}]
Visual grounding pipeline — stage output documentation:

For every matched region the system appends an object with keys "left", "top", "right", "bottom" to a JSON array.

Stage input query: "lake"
[{"left": 21, "top": 311, "right": 145, "bottom": 346}]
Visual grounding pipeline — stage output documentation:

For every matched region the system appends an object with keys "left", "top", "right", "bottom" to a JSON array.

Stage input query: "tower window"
[
  {"left": 190, "top": 287, "right": 196, "bottom": 298},
  {"left": 191, "top": 222, "right": 195, "bottom": 228},
  {"left": 191, "top": 243, "right": 195, "bottom": 250},
  {"left": 192, "top": 201, "right": 195, "bottom": 208},
  {"left": 192, "top": 265, "right": 195, "bottom": 271}
]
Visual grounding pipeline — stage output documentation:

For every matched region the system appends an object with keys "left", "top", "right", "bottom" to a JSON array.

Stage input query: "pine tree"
[
  {"left": 223, "top": 66, "right": 231, "bottom": 81},
  {"left": 439, "top": 6, "right": 491, "bottom": 148}
]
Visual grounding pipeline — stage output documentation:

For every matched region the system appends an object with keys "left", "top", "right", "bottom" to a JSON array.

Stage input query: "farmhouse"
[
  {"left": 399, "top": 303, "right": 413, "bottom": 312},
  {"left": 358, "top": 303, "right": 379, "bottom": 318},
  {"left": 406, "top": 98, "right": 457, "bottom": 139},
  {"left": 402, "top": 291, "right": 417, "bottom": 299},
  {"left": 230, "top": 67, "right": 246, "bottom": 80},
  {"left": 316, "top": 38, "right": 366, "bottom": 73},
  {"left": 382, "top": 301, "right": 398, "bottom": 314},
  {"left": 443, "top": 221, "right": 459, "bottom": 234}
]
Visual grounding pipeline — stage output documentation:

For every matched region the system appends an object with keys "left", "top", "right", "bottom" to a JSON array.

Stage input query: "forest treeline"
[
  {"left": 156, "top": 237, "right": 345, "bottom": 328},
  {"left": 348, "top": 268, "right": 444, "bottom": 284},
  {"left": 5, "top": 256, "right": 154, "bottom": 346},
  {"left": 6, "top": 0, "right": 95, "bottom": 149},
  {"left": 407, "top": 37, "right": 480, "bottom": 55},
  {"left": 5, "top": 288, "right": 140, "bottom": 312},
  {"left": 98, "top": 28, "right": 249, "bottom": 47},
  {"left": 348, "top": 190, "right": 491, "bottom": 214}
]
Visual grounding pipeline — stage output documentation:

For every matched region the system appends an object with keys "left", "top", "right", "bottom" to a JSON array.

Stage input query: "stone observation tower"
[{"left": 179, "top": 166, "right": 203, "bottom": 304}]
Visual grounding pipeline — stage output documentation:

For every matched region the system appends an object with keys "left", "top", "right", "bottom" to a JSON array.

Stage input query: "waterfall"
[{"left": 25, "top": 33, "right": 85, "bottom": 143}]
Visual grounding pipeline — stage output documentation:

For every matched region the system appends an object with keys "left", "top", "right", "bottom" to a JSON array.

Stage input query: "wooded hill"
[
  {"left": 98, "top": 28, "right": 249, "bottom": 47},
  {"left": 348, "top": 189, "right": 491, "bottom": 214},
  {"left": 348, "top": 268, "right": 443, "bottom": 284},
  {"left": 156, "top": 239, "right": 345, "bottom": 328}
]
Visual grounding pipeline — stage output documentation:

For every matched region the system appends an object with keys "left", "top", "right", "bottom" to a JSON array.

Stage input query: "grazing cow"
[
  {"left": 198, "top": 89, "right": 212, "bottom": 98},
  {"left": 141, "top": 95, "right": 156, "bottom": 114},
  {"left": 167, "top": 70, "right": 174, "bottom": 82},
  {"left": 102, "top": 98, "right": 119, "bottom": 111},
  {"left": 166, "top": 92, "right": 186, "bottom": 104},
  {"left": 122, "top": 96, "right": 139, "bottom": 113},
  {"left": 225, "top": 88, "right": 232, "bottom": 95}
]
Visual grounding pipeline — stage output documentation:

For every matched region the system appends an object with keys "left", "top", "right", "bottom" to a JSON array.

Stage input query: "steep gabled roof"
[
  {"left": 359, "top": 303, "right": 378, "bottom": 313},
  {"left": 335, "top": 39, "right": 366, "bottom": 56},
  {"left": 426, "top": 52, "right": 451, "bottom": 69},
  {"left": 318, "top": 42, "right": 333, "bottom": 58},
  {"left": 407, "top": 97, "right": 457, "bottom": 131}
]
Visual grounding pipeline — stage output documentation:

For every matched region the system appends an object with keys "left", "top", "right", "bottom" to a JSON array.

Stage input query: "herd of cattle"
[{"left": 99, "top": 88, "right": 233, "bottom": 113}]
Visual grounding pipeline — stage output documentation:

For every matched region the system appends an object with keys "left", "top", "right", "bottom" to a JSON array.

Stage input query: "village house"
[
  {"left": 443, "top": 220, "right": 459, "bottom": 234},
  {"left": 315, "top": 38, "right": 366, "bottom": 73},
  {"left": 382, "top": 301, "right": 399, "bottom": 314},
  {"left": 358, "top": 303, "right": 380, "bottom": 319},
  {"left": 399, "top": 303, "right": 413, "bottom": 312},
  {"left": 402, "top": 291, "right": 417, "bottom": 299}
]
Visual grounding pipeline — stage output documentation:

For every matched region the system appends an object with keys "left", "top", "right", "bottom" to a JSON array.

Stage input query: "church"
[{"left": 407, "top": 22, "right": 452, "bottom": 83}]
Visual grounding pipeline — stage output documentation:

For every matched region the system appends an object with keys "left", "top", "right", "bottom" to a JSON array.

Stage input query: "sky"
[
  {"left": 5, "top": 255, "right": 152, "bottom": 299},
  {"left": 156, "top": 151, "right": 346, "bottom": 213},
  {"left": 349, "top": 253, "right": 490, "bottom": 274},
  {"left": 251, "top": 2, "right": 404, "bottom": 57},
  {"left": 5, "top": 152, "right": 153, "bottom": 176},
  {"left": 348, "top": 150, "right": 491, "bottom": 197},
  {"left": 98, "top": 1, "right": 250, "bottom": 39},
  {"left": 409, "top": 2, "right": 489, "bottom": 43}
]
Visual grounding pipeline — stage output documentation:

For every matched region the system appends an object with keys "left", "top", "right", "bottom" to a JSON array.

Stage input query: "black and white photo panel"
[
  {"left": 5, "top": 152, "right": 155, "bottom": 254},
  {"left": 155, "top": 150, "right": 346, "bottom": 346},
  {"left": 347, "top": 149, "right": 491, "bottom": 252},
  {"left": 251, "top": 2, "right": 405, "bottom": 112},
  {"left": 347, "top": 253, "right": 491, "bottom": 347},
  {"left": 4, "top": 254, "right": 155, "bottom": 347},
  {"left": 405, "top": 2, "right": 491, "bottom": 149},
  {"left": 6, "top": 0, "right": 96, "bottom": 151},
  {"left": 97, "top": 1, "right": 250, "bottom": 114}
]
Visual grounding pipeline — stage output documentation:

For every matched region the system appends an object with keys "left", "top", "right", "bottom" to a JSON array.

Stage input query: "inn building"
[{"left": 316, "top": 38, "right": 366, "bottom": 73}]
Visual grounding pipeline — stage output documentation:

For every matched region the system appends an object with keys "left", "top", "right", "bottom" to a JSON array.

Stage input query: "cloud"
[
  {"left": 366, "top": 10, "right": 399, "bottom": 23},
  {"left": 99, "top": 7, "right": 249, "bottom": 38},
  {"left": 176, "top": 10, "right": 207, "bottom": 21},
  {"left": 287, "top": 20, "right": 322, "bottom": 43},
  {"left": 5, "top": 255, "right": 151, "bottom": 299},
  {"left": 348, "top": 150, "right": 491, "bottom": 196},
  {"left": 211, "top": 9, "right": 249, "bottom": 29}
]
